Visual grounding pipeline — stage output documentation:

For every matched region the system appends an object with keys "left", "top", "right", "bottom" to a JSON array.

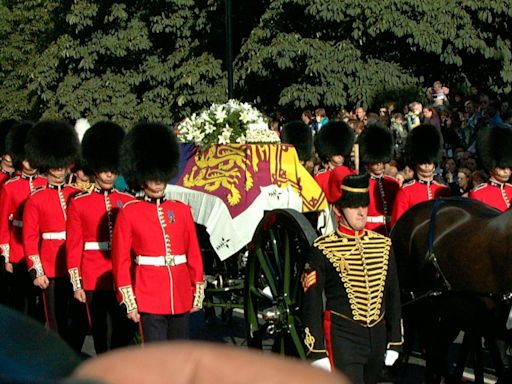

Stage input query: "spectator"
[
  {"left": 422, "top": 105, "right": 441, "bottom": 129},
  {"left": 451, "top": 167, "right": 472, "bottom": 196},
  {"left": 315, "top": 108, "right": 329, "bottom": 131},
  {"left": 426, "top": 81, "right": 449, "bottom": 106},
  {"left": 301, "top": 110, "right": 318, "bottom": 134},
  {"left": 406, "top": 102, "right": 422, "bottom": 130}
]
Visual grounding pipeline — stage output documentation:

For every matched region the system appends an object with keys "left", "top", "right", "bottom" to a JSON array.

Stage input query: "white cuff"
[
  {"left": 311, "top": 357, "right": 331, "bottom": 372},
  {"left": 385, "top": 350, "right": 399, "bottom": 366}
]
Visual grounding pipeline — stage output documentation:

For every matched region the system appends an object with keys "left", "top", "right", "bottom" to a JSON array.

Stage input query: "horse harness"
[{"left": 403, "top": 198, "right": 512, "bottom": 311}]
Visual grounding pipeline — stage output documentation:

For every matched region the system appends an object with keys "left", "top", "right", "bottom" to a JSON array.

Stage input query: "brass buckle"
[{"left": 165, "top": 255, "right": 175, "bottom": 266}]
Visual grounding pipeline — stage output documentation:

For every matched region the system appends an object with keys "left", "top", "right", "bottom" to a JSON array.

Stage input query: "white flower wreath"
[{"left": 177, "top": 100, "right": 280, "bottom": 148}]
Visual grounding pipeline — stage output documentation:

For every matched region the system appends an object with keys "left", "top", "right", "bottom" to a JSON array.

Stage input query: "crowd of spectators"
[{"left": 290, "top": 82, "right": 512, "bottom": 192}]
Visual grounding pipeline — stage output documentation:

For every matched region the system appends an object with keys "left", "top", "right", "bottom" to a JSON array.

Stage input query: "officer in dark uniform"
[
  {"left": 112, "top": 122, "right": 205, "bottom": 342},
  {"left": 468, "top": 124, "right": 512, "bottom": 211},
  {"left": 313, "top": 121, "right": 355, "bottom": 201},
  {"left": 302, "top": 173, "right": 403, "bottom": 384},
  {"left": 358, "top": 122, "right": 400, "bottom": 236},
  {"left": 391, "top": 124, "right": 450, "bottom": 227},
  {"left": 67, "top": 121, "right": 136, "bottom": 353}
]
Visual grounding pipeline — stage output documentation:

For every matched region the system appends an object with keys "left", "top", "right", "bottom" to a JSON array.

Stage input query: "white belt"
[
  {"left": 84, "top": 241, "right": 110, "bottom": 251},
  {"left": 42, "top": 231, "right": 67, "bottom": 240},
  {"left": 366, "top": 215, "right": 387, "bottom": 224},
  {"left": 135, "top": 255, "right": 187, "bottom": 267},
  {"left": 12, "top": 220, "right": 23, "bottom": 228}
]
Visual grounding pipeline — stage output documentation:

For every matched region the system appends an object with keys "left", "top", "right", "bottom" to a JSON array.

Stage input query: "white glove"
[
  {"left": 384, "top": 350, "right": 399, "bottom": 366},
  {"left": 311, "top": 357, "right": 331, "bottom": 372}
]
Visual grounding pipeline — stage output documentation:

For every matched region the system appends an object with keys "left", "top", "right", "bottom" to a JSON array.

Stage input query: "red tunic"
[
  {"left": 468, "top": 181, "right": 512, "bottom": 212},
  {"left": 0, "top": 169, "right": 13, "bottom": 186},
  {"left": 391, "top": 179, "right": 450, "bottom": 228},
  {"left": 23, "top": 184, "right": 80, "bottom": 278},
  {"left": 66, "top": 188, "right": 135, "bottom": 291},
  {"left": 0, "top": 174, "right": 47, "bottom": 264},
  {"left": 112, "top": 196, "right": 204, "bottom": 315},
  {"left": 325, "top": 165, "right": 356, "bottom": 204},
  {"left": 366, "top": 175, "right": 400, "bottom": 236},
  {"left": 314, "top": 169, "right": 331, "bottom": 197}
]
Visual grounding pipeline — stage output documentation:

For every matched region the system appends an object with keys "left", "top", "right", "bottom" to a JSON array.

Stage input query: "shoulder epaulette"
[
  {"left": 73, "top": 190, "right": 93, "bottom": 199},
  {"left": 471, "top": 183, "right": 487, "bottom": 192},
  {"left": 401, "top": 179, "right": 416, "bottom": 188},
  {"left": 30, "top": 186, "right": 46, "bottom": 196},
  {"left": 4, "top": 176, "right": 20, "bottom": 185},
  {"left": 123, "top": 199, "right": 140, "bottom": 208},
  {"left": 313, "top": 231, "right": 337, "bottom": 247},
  {"left": 432, "top": 180, "right": 448, "bottom": 187},
  {"left": 364, "top": 229, "right": 391, "bottom": 242}
]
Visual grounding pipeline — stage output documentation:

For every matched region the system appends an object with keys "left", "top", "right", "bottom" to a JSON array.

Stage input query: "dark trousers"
[
  {"left": 326, "top": 311, "right": 387, "bottom": 384},
  {"left": 44, "top": 277, "right": 90, "bottom": 352},
  {"left": 86, "top": 290, "right": 136, "bottom": 353},
  {"left": 140, "top": 312, "right": 189, "bottom": 343},
  {"left": 6, "top": 262, "right": 43, "bottom": 322},
  {"left": 0, "top": 256, "right": 7, "bottom": 305}
]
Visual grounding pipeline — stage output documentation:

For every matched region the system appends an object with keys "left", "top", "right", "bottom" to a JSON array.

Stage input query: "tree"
[
  {"left": 0, "top": 0, "right": 61, "bottom": 119},
  {"left": 236, "top": 0, "right": 512, "bottom": 114},
  {"left": 26, "top": 0, "right": 228, "bottom": 127}
]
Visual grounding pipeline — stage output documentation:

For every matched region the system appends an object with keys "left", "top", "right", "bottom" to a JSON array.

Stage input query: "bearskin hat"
[
  {"left": 358, "top": 122, "right": 394, "bottom": 164},
  {"left": 0, "top": 119, "right": 17, "bottom": 156},
  {"left": 405, "top": 124, "right": 443, "bottom": 167},
  {"left": 5, "top": 121, "right": 34, "bottom": 171},
  {"left": 280, "top": 120, "right": 313, "bottom": 162},
  {"left": 336, "top": 173, "right": 370, "bottom": 208},
  {"left": 314, "top": 121, "right": 355, "bottom": 162},
  {"left": 120, "top": 122, "right": 180, "bottom": 191},
  {"left": 25, "top": 120, "right": 80, "bottom": 172},
  {"left": 82, "top": 121, "right": 125, "bottom": 174},
  {"left": 476, "top": 124, "right": 512, "bottom": 171}
]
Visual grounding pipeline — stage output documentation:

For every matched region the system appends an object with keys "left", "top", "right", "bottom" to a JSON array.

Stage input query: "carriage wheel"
[{"left": 244, "top": 209, "right": 318, "bottom": 358}]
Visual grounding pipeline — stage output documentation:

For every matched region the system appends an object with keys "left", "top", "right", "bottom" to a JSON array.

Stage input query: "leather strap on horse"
[{"left": 426, "top": 198, "right": 452, "bottom": 291}]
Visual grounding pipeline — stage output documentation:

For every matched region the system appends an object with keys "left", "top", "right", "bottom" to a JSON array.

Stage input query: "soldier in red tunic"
[
  {"left": 358, "top": 122, "right": 400, "bottom": 236},
  {"left": 391, "top": 124, "right": 450, "bottom": 227},
  {"left": 22, "top": 120, "right": 80, "bottom": 340},
  {"left": 468, "top": 125, "right": 512, "bottom": 211},
  {"left": 313, "top": 121, "right": 355, "bottom": 202},
  {"left": 0, "top": 119, "right": 17, "bottom": 186},
  {"left": 0, "top": 121, "right": 47, "bottom": 315},
  {"left": 67, "top": 121, "right": 136, "bottom": 353},
  {"left": 0, "top": 119, "right": 17, "bottom": 304},
  {"left": 112, "top": 122, "right": 205, "bottom": 342}
]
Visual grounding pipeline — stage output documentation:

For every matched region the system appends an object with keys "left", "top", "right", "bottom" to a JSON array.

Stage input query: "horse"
[{"left": 390, "top": 197, "right": 512, "bottom": 383}]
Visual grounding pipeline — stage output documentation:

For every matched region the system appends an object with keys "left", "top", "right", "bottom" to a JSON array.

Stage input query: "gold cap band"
[{"left": 341, "top": 185, "right": 369, "bottom": 193}]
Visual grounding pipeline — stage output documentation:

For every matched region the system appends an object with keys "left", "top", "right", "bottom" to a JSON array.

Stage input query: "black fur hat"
[
  {"left": 476, "top": 124, "right": 512, "bottom": 171},
  {"left": 120, "top": 122, "right": 180, "bottom": 191},
  {"left": 358, "top": 122, "right": 394, "bottom": 163},
  {"left": 405, "top": 124, "right": 443, "bottom": 167},
  {"left": 25, "top": 120, "right": 79, "bottom": 172},
  {"left": 82, "top": 121, "right": 125, "bottom": 174},
  {"left": 280, "top": 120, "right": 313, "bottom": 162},
  {"left": 0, "top": 119, "right": 17, "bottom": 156},
  {"left": 336, "top": 173, "right": 370, "bottom": 208},
  {"left": 5, "top": 121, "right": 34, "bottom": 170},
  {"left": 314, "top": 121, "right": 355, "bottom": 162}
]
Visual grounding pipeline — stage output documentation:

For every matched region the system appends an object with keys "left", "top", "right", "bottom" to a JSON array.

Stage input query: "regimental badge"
[
  {"left": 167, "top": 210, "right": 175, "bottom": 223},
  {"left": 301, "top": 263, "right": 317, "bottom": 292},
  {"left": 116, "top": 200, "right": 123, "bottom": 208}
]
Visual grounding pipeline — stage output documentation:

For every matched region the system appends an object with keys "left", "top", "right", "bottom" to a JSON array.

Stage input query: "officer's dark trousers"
[
  {"left": 140, "top": 312, "right": 189, "bottom": 342},
  {"left": 326, "top": 311, "right": 387, "bottom": 384},
  {"left": 86, "top": 290, "right": 136, "bottom": 353}
]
